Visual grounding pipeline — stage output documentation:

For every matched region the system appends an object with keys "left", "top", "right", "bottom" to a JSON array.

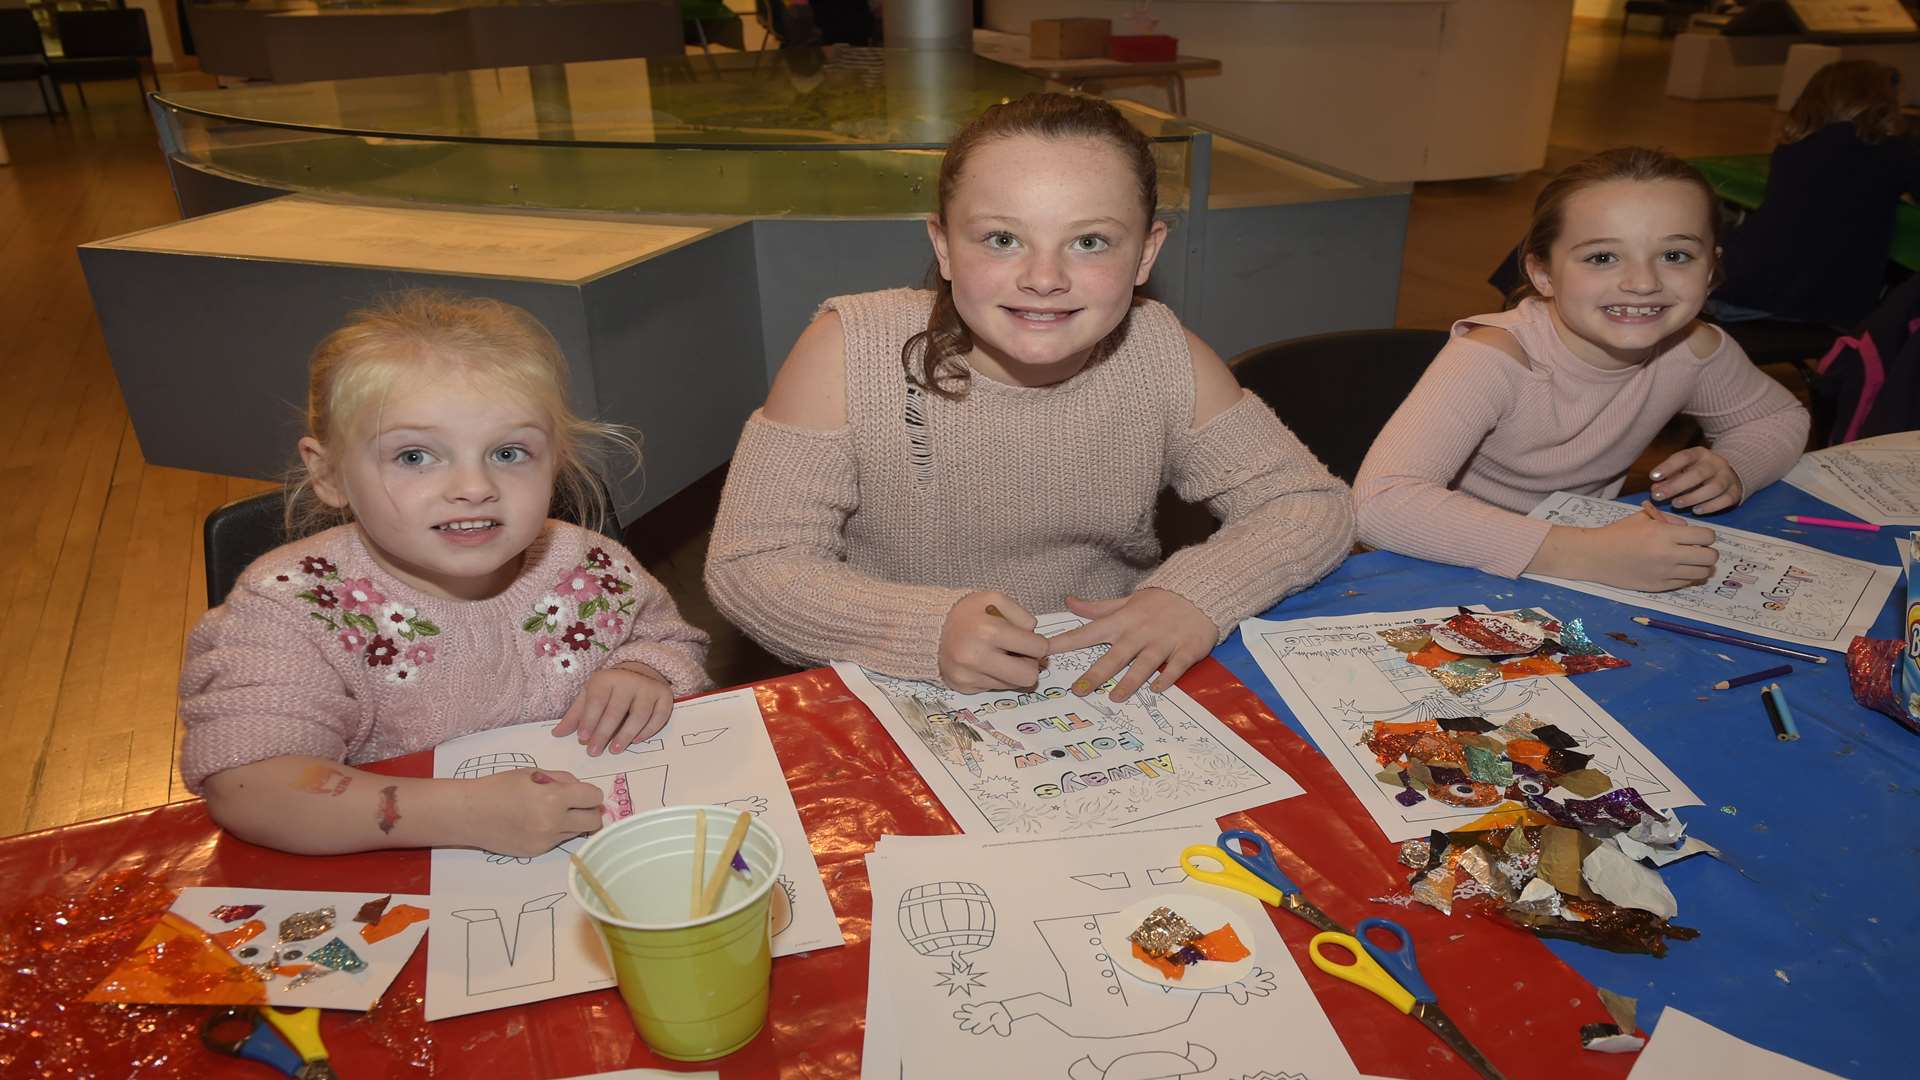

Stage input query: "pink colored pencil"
[{"left": 1784, "top": 515, "right": 1879, "bottom": 532}]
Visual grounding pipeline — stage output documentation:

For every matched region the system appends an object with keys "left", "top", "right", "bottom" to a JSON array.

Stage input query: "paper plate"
[
  {"left": 1430, "top": 613, "right": 1547, "bottom": 657},
  {"left": 1110, "top": 894, "right": 1257, "bottom": 991}
]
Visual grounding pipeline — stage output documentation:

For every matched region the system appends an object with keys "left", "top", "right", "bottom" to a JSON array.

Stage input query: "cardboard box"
[
  {"left": 1110, "top": 35, "right": 1177, "bottom": 63},
  {"left": 1031, "top": 18, "right": 1111, "bottom": 60}
]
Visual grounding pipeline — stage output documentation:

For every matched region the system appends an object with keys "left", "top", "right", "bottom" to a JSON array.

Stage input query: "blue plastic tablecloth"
[{"left": 1214, "top": 480, "right": 1920, "bottom": 1079}]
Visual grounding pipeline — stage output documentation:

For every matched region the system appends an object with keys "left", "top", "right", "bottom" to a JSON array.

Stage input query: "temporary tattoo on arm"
[
  {"left": 377, "top": 786, "right": 401, "bottom": 835},
  {"left": 293, "top": 764, "right": 353, "bottom": 796}
]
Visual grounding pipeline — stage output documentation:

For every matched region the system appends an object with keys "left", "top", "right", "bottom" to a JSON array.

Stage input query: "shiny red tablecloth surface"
[{"left": 0, "top": 662, "right": 1632, "bottom": 1078}]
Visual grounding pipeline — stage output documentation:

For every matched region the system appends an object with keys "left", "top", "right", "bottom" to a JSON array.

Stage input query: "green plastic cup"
[{"left": 569, "top": 804, "right": 786, "bottom": 1061}]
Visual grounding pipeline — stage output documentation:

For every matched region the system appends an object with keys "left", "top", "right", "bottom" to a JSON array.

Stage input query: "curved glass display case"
[{"left": 149, "top": 47, "right": 1384, "bottom": 218}]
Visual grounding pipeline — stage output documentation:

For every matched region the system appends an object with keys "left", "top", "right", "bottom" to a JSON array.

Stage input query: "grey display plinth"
[{"left": 82, "top": 187, "right": 1407, "bottom": 515}]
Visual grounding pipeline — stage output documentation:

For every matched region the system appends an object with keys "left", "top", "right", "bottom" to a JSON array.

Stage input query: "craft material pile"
[
  {"left": 1126, "top": 905, "right": 1251, "bottom": 981},
  {"left": 1376, "top": 607, "right": 1629, "bottom": 697}
]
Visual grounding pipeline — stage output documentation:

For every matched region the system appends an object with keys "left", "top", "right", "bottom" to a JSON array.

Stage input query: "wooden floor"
[{"left": 0, "top": 22, "right": 1795, "bottom": 838}]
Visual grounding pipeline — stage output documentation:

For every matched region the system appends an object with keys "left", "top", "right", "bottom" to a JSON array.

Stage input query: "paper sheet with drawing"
[
  {"left": 1785, "top": 431, "right": 1920, "bottom": 526},
  {"left": 1525, "top": 492, "right": 1899, "bottom": 651},
  {"left": 833, "top": 614, "right": 1304, "bottom": 836},
  {"left": 860, "top": 828, "right": 1362, "bottom": 1080},
  {"left": 1240, "top": 607, "right": 1700, "bottom": 843},
  {"left": 425, "top": 687, "right": 840, "bottom": 1020}
]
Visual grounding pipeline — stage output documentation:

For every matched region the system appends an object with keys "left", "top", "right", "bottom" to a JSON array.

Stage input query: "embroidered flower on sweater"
[
  {"left": 266, "top": 554, "right": 441, "bottom": 687},
  {"left": 519, "top": 554, "right": 640, "bottom": 662}
]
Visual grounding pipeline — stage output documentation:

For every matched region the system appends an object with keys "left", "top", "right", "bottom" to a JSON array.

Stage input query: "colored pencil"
[
  {"left": 1759, "top": 686, "right": 1790, "bottom": 741},
  {"left": 569, "top": 853, "right": 630, "bottom": 920},
  {"left": 1768, "top": 682, "right": 1802, "bottom": 741},
  {"left": 1713, "top": 664, "right": 1793, "bottom": 691},
  {"left": 1630, "top": 616, "right": 1829, "bottom": 665},
  {"left": 1784, "top": 515, "right": 1879, "bottom": 533},
  {"left": 691, "top": 809, "right": 707, "bottom": 919},
  {"left": 695, "top": 811, "right": 752, "bottom": 918}
]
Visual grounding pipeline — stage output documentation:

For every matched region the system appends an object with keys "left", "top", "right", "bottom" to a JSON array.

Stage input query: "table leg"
[
  {"left": 1169, "top": 75, "right": 1188, "bottom": 116},
  {"left": 0, "top": 125, "right": 10, "bottom": 166}
]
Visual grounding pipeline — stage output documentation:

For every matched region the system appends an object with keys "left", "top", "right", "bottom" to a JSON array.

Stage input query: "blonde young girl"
[
  {"left": 180, "top": 293, "right": 710, "bottom": 857},
  {"left": 1354, "top": 148, "right": 1810, "bottom": 590},
  {"left": 705, "top": 93, "right": 1353, "bottom": 699}
]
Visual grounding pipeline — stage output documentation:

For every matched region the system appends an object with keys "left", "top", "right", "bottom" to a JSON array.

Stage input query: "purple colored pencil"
[
  {"left": 1713, "top": 664, "right": 1793, "bottom": 691},
  {"left": 1630, "top": 616, "right": 1829, "bottom": 665}
]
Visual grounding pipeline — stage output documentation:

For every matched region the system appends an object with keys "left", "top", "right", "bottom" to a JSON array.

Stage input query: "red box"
[{"left": 1109, "top": 35, "right": 1177, "bottom": 63}]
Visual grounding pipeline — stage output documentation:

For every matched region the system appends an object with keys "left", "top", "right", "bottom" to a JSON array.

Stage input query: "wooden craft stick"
[
  {"left": 695, "top": 811, "right": 753, "bottom": 917},
  {"left": 691, "top": 809, "right": 707, "bottom": 919},
  {"left": 569, "top": 853, "right": 629, "bottom": 920}
]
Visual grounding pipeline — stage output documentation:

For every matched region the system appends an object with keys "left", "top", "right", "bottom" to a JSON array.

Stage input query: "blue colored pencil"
[
  {"left": 1631, "top": 616, "right": 1829, "bottom": 665},
  {"left": 1768, "top": 682, "right": 1802, "bottom": 742},
  {"left": 1713, "top": 664, "right": 1792, "bottom": 691}
]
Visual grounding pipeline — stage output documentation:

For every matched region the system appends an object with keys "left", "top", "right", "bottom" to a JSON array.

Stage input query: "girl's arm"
[
  {"left": 1685, "top": 327, "right": 1810, "bottom": 498},
  {"left": 201, "top": 756, "right": 606, "bottom": 857},
  {"left": 1352, "top": 330, "right": 1554, "bottom": 577},
  {"left": 704, "top": 313, "right": 1041, "bottom": 682}
]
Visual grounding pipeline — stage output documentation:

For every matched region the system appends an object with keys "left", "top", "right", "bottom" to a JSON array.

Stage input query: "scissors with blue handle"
[
  {"left": 1310, "top": 918, "right": 1508, "bottom": 1080},
  {"left": 1179, "top": 828, "right": 1350, "bottom": 935},
  {"left": 201, "top": 1006, "right": 339, "bottom": 1079}
]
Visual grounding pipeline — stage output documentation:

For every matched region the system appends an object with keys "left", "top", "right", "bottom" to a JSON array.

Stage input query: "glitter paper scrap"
[
  {"left": 1377, "top": 624, "right": 1438, "bottom": 652},
  {"left": 731, "top": 851, "right": 750, "bottom": 873},
  {"left": 354, "top": 895, "right": 392, "bottom": 925},
  {"left": 1560, "top": 618, "right": 1603, "bottom": 656},
  {"left": 1554, "top": 768, "right": 1612, "bottom": 798},
  {"left": 360, "top": 903, "right": 429, "bottom": 945},
  {"left": 284, "top": 967, "right": 333, "bottom": 991},
  {"left": 1498, "top": 655, "right": 1567, "bottom": 680},
  {"left": 1561, "top": 654, "right": 1631, "bottom": 675},
  {"left": 1530, "top": 724, "right": 1581, "bottom": 750},
  {"left": 1437, "top": 716, "right": 1496, "bottom": 733},
  {"left": 1430, "top": 779, "right": 1501, "bottom": 807},
  {"left": 310, "top": 937, "right": 368, "bottom": 973},
  {"left": 1395, "top": 788, "right": 1426, "bottom": 806},
  {"left": 1431, "top": 663, "right": 1502, "bottom": 696},
  {"left": 1434, "top": 610, "right": 1548, "bottom": 656},
  {"left": 1464, "top": 745, "right": 1513, "bottom": 786},
  {"left": 277, "top": 908, "right": 335, "bottom": 944},
  {"left": 1398, "top": 839, "right": 1433, "bottom": 870},
  {"left": 1128, "top": 907, "right": 1201, "bottom": 959},
  {"left": 210, "top": 904, "right": 264, "bottom": 923}
]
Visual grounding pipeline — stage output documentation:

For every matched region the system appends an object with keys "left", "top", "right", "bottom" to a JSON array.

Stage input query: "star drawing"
[{"left": 935, "top": 955, "right": 988, "bottom": 997}]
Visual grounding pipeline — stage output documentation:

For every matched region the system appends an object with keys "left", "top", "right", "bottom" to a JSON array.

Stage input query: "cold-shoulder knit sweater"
[
  {"left": 704, "top": 288, "right": 1355, "bottom": 681},
  {"left": 179, "top": 522, "right": 711, "bottom": 791},
  {"left": 1353, "top": 299, "right": 1809, "bottom": 579}
]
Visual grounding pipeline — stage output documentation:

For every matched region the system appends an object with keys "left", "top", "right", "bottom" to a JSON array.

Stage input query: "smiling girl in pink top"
[
  {"left": 179, "top": 293, "right": 710, "bottom": 857},
  {"left": 1354, "top": 147, "right": 1809, "bottom": 591}
]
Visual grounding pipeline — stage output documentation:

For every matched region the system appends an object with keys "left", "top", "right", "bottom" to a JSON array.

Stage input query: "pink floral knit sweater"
[
  {"left": 705, "top": 288, "right": 1356, "bottom": 681},
  {"left": 1353, "top": 299, "right": 1810, "bottom": 578},
  {"left": 178, "top": 521, "right": 711, "bottom": 791}
]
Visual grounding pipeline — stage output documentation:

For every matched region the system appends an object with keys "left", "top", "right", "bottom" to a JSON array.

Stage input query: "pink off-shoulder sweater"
[
  {"left": 1353, "top": 299, "right": 1810, "bottom": 578},
  {"left": 178, "top": 521, "right": 711, "bottom": 791}
]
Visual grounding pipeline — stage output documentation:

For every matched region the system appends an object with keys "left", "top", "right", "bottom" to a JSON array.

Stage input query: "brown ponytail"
[{"left": 905, "top": 93, "right": 1160, "bottom": 397}]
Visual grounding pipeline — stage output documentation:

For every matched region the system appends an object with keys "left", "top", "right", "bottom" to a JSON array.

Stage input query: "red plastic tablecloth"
[{"left": 0, "top": 662, "right": 1635, "bottom": 1078}]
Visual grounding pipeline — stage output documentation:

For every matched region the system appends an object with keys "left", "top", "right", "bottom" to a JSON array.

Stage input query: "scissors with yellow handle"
[
  {"left": 201, "top": 1006, "right": 338, "bottom": 1079},
  {"left": 1180, "top": 828, "right": 1349, "bottom": 935},
  {"left": 1310, "top": 918, "right": 1508, "bottom": 1080}
]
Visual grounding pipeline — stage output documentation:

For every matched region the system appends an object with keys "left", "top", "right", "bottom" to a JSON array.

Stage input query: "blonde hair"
[
  {"left": 286, "top": 291, "right": 638, "bottom": 537},
  {"left": 1785, "top": 60, "right": 1905, "bottom": 145},
  {"left": 1509, "top": 146, "right": 1723, "bottom": 307}
]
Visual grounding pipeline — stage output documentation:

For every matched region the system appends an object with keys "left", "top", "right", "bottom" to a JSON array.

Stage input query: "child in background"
[
  {"left": 1713, "top": 60, "right": 1920, "bottom": 327},
  {"left": 705, "top": 93, "right": 1352, "bottom": 700},
  {"left": 180, "top": 293, "right": 711, "bottom": 857},
  {"left": 1354, "top": 147, "right": 1809, "bottom": 590}
]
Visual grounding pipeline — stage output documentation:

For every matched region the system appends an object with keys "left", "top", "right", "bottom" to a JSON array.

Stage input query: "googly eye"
[
  {"left": 281, "top": 949, "right": 303, "bottom": 961},
  {"left": 1450, "top": 783, "right": 1477, "bottom": 798},
  {"left": 237, "top": 946, "right": 259, "bottom": 959},
  {"left": 1517, "top": 778, "right": 1546, "bottom": 796}
]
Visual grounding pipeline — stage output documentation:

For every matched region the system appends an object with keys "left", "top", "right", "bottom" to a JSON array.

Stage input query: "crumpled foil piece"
[
  {"left": 1510, "top": 877, "right": 1563, "bottom": 917},
  {"left": 1129, "top": 906, "right": 1201, "bottom": 959},
  {"left": 1397, "top": 839, "right": 1432, "bottom": 871},
  {"left": 1559, "top": 618, "right": 1604, "bottom": 656},
  {"left": 1410, "top": 865, "right": 1456, "bottom": 915},
  {"left": 1455, "top": 846, "right": 1506, "bottom": 898},
  {"left": 1503, "top": 897, "right": 1700, "bottom": 957}
]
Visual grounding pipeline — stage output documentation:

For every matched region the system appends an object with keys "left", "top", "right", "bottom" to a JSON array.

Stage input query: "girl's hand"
[
  {"left": 464, "top": 768, "right": 604, "bottom": 858},
  {"left": 1649, "top": 447, "right": 1743, "bottom": 513},
  {"left": 1534, "top": 501, "right": 1719, "bottom": 592},
  {"left": 554, "top": 663, "right": 675, "bottom": 755},
  {"left": 939, "top": 593, "right": 1049, "bottom": 693},
  {"left": 1045, "top": 589, "right": 1216, "bottom": 702}
]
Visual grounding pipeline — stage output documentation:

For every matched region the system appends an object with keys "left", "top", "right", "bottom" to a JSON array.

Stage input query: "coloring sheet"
[
  {"left": 1525, "top": 492, "right": 1899, "bottom": 651},
  {"left": 861, "top": 828, "right": 1362, "bottom": 1080},
  {"left": 425, "top": 688, "right": 841, "bottom": 1020},
  {"left": 1626, "top": 1008, "right": 1844, "bottom": 1080},
  {"left": 833, "top": 614, "right": 1304, "bottom": 837},
  {"left": 1785, "top": 432, "right": 1920, "bottom": 526},
  {"left": 1240, "top": 607, "right": 1700, "bottom": 843},
  {"left": 86, "top": 886, "right": 429, "bottom": 1011}
]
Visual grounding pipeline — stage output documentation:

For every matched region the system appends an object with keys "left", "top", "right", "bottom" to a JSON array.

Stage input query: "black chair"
[
  {"left": 0, "top": 9, "right": 59, "bottom": 121},
  {"left": 49, "top": 9, "right": 151, "bottom": 110},
  {"left": 203, "top": 477, "right": 623, "bottom": 608},
  {"left": 1228, "top": 328, "right": 1451, "bottom": 484}
]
